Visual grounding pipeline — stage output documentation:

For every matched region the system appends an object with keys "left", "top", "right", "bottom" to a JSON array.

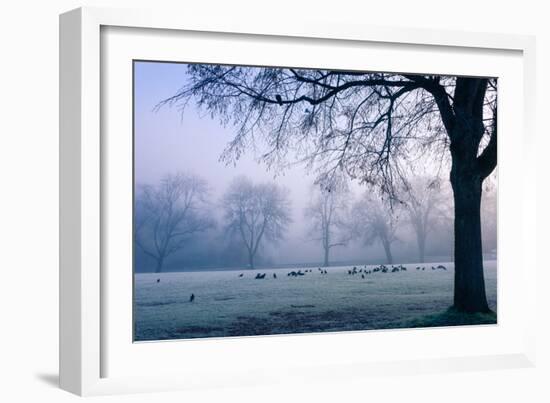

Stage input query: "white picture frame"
[{"left": 60, "top": 6, "right": 537, "bottom": 396}]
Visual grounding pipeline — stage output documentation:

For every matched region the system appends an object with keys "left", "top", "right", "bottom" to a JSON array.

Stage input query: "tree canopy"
[{"left": 160, "top": 66, "right": 496, "bottom": 200}]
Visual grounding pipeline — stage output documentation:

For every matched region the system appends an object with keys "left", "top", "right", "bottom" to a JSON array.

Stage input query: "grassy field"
[{"left": 134, "top": 260, "right": 497, "bottom": 341}]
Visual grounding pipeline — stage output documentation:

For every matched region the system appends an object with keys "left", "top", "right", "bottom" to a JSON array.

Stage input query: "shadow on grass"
[{"left": 394, "top": 307, "right": 497, "bottom": 329}]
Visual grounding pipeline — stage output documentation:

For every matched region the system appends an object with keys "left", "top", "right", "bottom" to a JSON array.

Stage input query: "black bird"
[
  {"left": 273, "top": 273, "right": 277, "bottom": 279},
  {"left": 239, "top": 273, "right": 244, "bottom": 277},
  {"left": 156, "top": 278, "right": 160, "bottom": 283},
  {"left": 189, "top": 293, "right": 195, "bottom": 302},
  {"left": 275, "top": 94, "right": 283, "bottom": 105},
  {"left": 361, "top": 274, "right": 365, "bottom": 279}
]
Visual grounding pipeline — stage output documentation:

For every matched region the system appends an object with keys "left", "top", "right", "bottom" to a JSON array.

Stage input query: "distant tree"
[
  {"left": 161, "top": 66, "right": 497, "bottom": 312},
  {"left": 222, "top": 177, "right": 291, "bottom": 269},
  {"left": 134, "top": 173, "right": 214, "bottom": 273},
  {"left": 402, "top": 176, "right": 446, "bottom": 263},
  {"left": 305, "top": 179, "right": 352, "bottom": 267},
  {"left": 352, "top": 193, "right": 400, "bottom": 264},
  {"left": 481, "top": 173, "right": 497, "bottom": 254}
]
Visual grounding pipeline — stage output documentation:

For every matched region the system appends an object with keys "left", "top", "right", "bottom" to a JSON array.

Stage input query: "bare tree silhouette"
[
  {"left": 222, "top": 177, "right": 291, "bottom": 269},
  {"left": 352, "top": 193, "right": 400, "bottom": 264},
  {"left": 480, "top": 173, "right": 498, "bottom": 254},
  {"left": 305, "top": 179, "right": 351, "bottom": 267},
  {"left": 135, "top": 173, "right": 214, "bottom": 273},
  {"left": 402, "top": 176, "right": 447, "bottom": 263}
]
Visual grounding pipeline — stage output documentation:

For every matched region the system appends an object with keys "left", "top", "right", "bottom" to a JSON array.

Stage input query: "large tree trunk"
[
  {"left": 441, "top": 77, "right": 493, "bottom": 313},
  {"left": 450, "top": 148, "right": 490, "bottom": 313},
  {"left": 323, "top": 246, "right": 329, "bottom": 267}
]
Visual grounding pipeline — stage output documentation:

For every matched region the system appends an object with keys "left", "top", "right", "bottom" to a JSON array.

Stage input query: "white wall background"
[{"left": 0, "top": 0, "right": 548, "bottom": 402}]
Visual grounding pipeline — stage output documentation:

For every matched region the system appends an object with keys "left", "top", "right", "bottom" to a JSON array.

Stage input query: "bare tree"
[
  {"left": 135, "top": 173, "right": 214, "bottom": 273},
  {"left": 352, "top": 193, "right": 399, "bottom": 264},
  {"left": 402, "top": 176, "right": 447, "bottom": 263},
  {"left": 305, "top": 179, "right": 351, "bottom": 267},
  {"left": 161, "top": 66, "right": 497, "bottom": 312},
  {"left": 481, "top": 173, "right": 497, "bottom": 254},
  {"left": 222, "top": 177, "right": 291, "bottom": 269}
]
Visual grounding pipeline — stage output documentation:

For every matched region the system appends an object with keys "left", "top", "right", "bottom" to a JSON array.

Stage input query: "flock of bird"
[
  {"left": 155, "top": 263, "right": 448, "bottom": 303},
  {"left": 287, "top": 268, "right": 328, "bottom": 277},
  {"left": 348, "top": 264, "right": 406, "bottom": 277},
  {"left": 243, "top": 263, "right": 447, "bottom": 280},
  {"left": 416, "top": 265, "right": 447, "bottom": 271}
]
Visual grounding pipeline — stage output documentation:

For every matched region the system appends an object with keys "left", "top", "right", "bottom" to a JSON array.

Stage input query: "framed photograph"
[{"left": 60, "top": 7, "right": 537, "bottom": 396}]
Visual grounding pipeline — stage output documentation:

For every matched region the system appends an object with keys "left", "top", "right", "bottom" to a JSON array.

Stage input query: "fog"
[{"left": 134, "top": 61, "right": 496, "bottom": 272}]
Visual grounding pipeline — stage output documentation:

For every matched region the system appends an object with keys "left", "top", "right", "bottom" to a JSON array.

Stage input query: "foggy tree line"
[
  {"left": 135, "top": 174, "right": 291, "bottom": 273},
  {"left": 304, "top": 173, "right": 495, "bottom": 267},
  {"left": 135, "top": 171, "right": 497, "bottom": 273}
]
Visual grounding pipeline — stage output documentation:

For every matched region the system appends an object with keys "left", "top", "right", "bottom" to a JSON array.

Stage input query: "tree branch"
[{"left": 478, "top": 106, "right": 497, "bottom": 179}]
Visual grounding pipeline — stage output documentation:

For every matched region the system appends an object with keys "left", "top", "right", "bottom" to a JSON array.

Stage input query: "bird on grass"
[
  {"left": 156, "top": 278, "right": 160, "bottom": 283},
  {"left": 273, "top": 273, "right": 277, "bottom": 279},
  {"left": 239, "top": 273, "right": 244, "bottom": 277},
  {"left": 189, "top": 293, "right": 195, "bottom": 302}
]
